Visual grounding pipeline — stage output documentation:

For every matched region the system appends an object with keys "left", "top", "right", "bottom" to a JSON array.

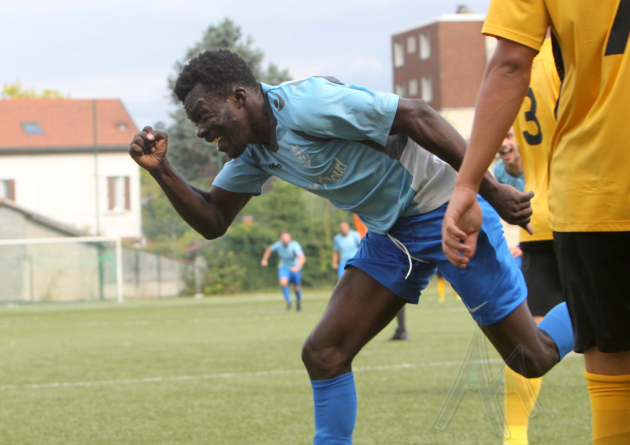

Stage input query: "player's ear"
[{"left": 233, "top": 88, "right": 247, "bottom": 108}]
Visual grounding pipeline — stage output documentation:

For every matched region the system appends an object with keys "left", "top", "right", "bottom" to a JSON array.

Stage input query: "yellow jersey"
[
  {"left": 483, "top": 0, "right": 630, "bottom": 232},
  {"left": 514, "top": 38, "right": 560, "bottom": 242}
]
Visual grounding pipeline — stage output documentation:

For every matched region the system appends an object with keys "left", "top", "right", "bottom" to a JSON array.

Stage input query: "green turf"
[{"left": 0, "top": 284, "right": 590, "bottom": 444}]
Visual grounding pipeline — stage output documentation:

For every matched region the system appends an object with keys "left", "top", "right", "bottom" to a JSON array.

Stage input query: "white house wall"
[
  {"left": 439, "top": 107, "right": 475, "bottom": 141},
  {"left": 0, "top": 152, "right": 141, "bottom": 238}
]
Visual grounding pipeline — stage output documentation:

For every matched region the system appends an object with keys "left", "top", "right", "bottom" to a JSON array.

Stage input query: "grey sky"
[{"left": 2, "top": 0, "right": 490, "bottom": 128}]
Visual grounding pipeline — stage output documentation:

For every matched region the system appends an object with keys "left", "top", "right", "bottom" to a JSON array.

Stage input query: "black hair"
[{"left": 173, "top": 49, "right": 260, "bottom": 102}]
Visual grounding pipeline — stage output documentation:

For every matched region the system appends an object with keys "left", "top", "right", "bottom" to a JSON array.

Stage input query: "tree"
[
  {"left": 165, "top": 17, "right": 292, "bottom": 184},
  {"left": 2, "top": 81, "right": 68, "bottom": 99}
]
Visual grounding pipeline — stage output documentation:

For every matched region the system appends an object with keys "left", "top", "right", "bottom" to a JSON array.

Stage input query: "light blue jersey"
[
  {"left": 271, "top": 240, "right": 304, "bottom": 268},
  {"left": 333, "top": 230, "right": 362, "bottom": 263},
  {"left": 493, "top": 160, "right": 525, "bottom": 192},
  {"left": 213, "top": 77, "right": 457, "bottom": 235}
]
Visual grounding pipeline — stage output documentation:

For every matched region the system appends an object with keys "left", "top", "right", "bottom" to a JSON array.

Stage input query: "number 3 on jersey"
[
  {"left": 522, "top": 88, "right": 543, "bottom": 146},
  {"left": 606, "top": 0, "right": 630, "bottom": 56}
]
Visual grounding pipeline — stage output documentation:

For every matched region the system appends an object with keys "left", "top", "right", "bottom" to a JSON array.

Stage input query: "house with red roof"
[{"left": 0, "top": 99, "right": 141, "bottom": 240}]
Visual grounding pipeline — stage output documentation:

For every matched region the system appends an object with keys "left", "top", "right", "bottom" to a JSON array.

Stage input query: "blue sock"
[
  {"left": 295, "top": 289, "right": 302, "bottom": 303},
  {"left": 311, "top": 372, "right": 357, "bottom": 445},
  {"left": 538, "top": 302, "right": 574, "bottom": 359},
  {"left": 281, "top": 286, "right": 291, "bottom": 304}
]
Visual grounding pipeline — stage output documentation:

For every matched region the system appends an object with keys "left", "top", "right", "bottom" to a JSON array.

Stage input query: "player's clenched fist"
[{"left": 129, "top": 126, "right": 169, "bottom": 173}]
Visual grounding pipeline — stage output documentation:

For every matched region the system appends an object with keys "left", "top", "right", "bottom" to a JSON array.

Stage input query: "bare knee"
[
  {"left": 481, "top": 303, "right": 560, "bottom": 379},
  {"left": 510, "top": 353, "right": 548, "bottom": 379},
  {"left": 279, "top": 278, "right": 289, "bottom": 287},
  {"left": 302, "top": 336, "right": 351, "bottom": 380},
  {"left": 508, "top": 338, "right": 558, "bottom": 378}
]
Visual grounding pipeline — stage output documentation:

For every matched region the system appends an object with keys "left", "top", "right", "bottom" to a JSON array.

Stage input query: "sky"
[{"left": 2, "top": 0, "right": 491, "bottom": 128}]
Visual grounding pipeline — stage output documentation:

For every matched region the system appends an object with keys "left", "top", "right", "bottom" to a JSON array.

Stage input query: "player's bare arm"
[
  {"left": 290, "top": 253, "right": 306, "bottom": 273},
  {"left": 390, "top": 98, "right": 533, "bottom": 230},
  {"left": 261, "top": 247, "right": 272, "bottom": 266},
  {"left": 332, "top": 251, "right": 339, "bottom": 270},
  {"left": 129, "top": 126, "right": 253, "bottom": 240},
  {"left": 442, "top": 39, "right": 537, "bottom": 268}
]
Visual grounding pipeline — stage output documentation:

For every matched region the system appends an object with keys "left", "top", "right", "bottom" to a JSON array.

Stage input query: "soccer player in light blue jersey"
[
  {"left": 332, "top": 222, "right": 361, "bottom": 280},
  {"left": 130, "top": 50, "right": 574, "bottom": 445},
  {"left": 261, "top": 231, "right": 305, "bottom": 310}
]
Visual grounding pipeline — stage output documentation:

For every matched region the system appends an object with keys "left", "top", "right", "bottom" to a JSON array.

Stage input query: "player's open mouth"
[{"left": 210, "top": 136, "right": 223, "bottom": 147}]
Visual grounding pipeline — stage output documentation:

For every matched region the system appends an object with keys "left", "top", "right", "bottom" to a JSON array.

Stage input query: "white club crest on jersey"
[{"left": 290, "top": 145, "right": 311, "bottom": 167}]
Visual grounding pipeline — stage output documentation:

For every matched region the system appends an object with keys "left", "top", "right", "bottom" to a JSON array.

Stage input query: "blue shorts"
[
  {"left": 278, "top": 267, "right": 301, "bottom": 286},
  {"left": 347, "top": 198, "right": 527, "bottom": 325}
]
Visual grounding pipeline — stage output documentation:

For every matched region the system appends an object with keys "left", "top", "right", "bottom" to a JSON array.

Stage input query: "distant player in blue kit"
[
  {"left": 332, "top": 221, "right": 361, "bottom": 280},
  {"left": 129, "top": 50, "right": 575, "bottom": 444},
  {"left": 261, "top": 231, "right": 305, "bottom": 310}
]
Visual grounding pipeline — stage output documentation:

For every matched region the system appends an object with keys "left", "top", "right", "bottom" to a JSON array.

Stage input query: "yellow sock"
[
  {"left": 585, "top": 371, "right": 630, "bottom": 445},
  {"left": 437, "top": 278, "right": 446, "bottom": 302},
  {"left": 503, "top": 367, "right": 542, "bottom": 445}
]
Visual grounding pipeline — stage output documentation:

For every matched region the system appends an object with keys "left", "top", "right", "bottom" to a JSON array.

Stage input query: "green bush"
[{"left": 195, "top": 181, "right": 351, "bottom": 294}]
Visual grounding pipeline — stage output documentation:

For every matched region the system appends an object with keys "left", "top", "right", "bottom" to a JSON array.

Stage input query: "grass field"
[{"left": 0, "top": 284, "right": 590, "bottom": 444}]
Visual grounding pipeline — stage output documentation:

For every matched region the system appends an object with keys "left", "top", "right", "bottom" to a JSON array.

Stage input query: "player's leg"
[
  {"left": 278, "top": 268, "right": 292, "bottom": 309},
  {"left": 503, "top": 241, "right": 563, "bottom": 445},
  {"left": 302, "top": 267, "right": 406, "bottom": 445},
  {"left": 436, "top": 270, "right": 446, "bottom": 303},
  {"left": 388, "top": 306, "right": 410, "bottom": 341},
  {"left": 473, "top": 302, "right": 566, "bottom": 377},
  {"left": 554, "top": 232, "right": 630, "bottom": 445},
  {"left": 439, "top": 199, "right": 573, "bottom": 379},
  {"left": 303, "top": 219, "right": 437, "bottom": 444},
  {"left": 292, "top": 270, "right": 303, "bottom": 311}
]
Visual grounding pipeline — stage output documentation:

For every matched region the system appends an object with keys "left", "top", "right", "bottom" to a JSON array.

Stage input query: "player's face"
[
  {"left": 280, "top": 233, "right": 291, "bottom": 245},
  {"left": 339, "top": 222, "right": 350, "bottom": 236},
  {"left": 499, "top": 129, "right": 519, "bottom": 164},
  {"left": 184, "top": 85, "right": 250, "bottom": 159}
]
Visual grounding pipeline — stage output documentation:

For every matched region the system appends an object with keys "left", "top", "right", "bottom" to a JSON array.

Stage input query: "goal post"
[{"left": 0, "top": 236, "right": 123, "bottom": 304}]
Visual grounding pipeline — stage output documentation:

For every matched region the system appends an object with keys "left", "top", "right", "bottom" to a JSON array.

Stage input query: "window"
[
  {"left": 21, "top": 122, "right": 43, "bottom": 135},
  {"left": 107, "top": 176, "right": 130, "bottom": 211},
  {"left": 393, "top": 40, "right": 405, "bottom": 68},
  {"left": 0, "top": 180, "right": 15, "bottom": 201},
  {"left": 421, "top": 76, "right": 433, "bottom": 103},
  {"left": 408, "top": 79, "right": 419, "bottom": 97},
  {"left": 395, "top": 83, "right": 407, "bottom": 98},
  {"left": 407, "top": 36, "right": 416, "bottom": 53},
  {"left": 420, "top": 33, "right": 431, "bottom": 60}
]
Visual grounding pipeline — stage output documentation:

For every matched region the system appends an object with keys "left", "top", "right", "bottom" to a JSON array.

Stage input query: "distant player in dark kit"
[
  {"left": 129, "top": 49, "right": 573, "bottom": 444},
  {"left": 261, "top": 231, "right": 305, "bottom": 310}
]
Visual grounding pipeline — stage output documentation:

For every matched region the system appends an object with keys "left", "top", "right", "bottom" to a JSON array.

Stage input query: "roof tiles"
[{"left": 0, "top": 99, "right": 138, "bottom": 149}]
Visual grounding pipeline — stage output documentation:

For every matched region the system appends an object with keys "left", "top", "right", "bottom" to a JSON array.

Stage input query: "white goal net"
[{"left": 0, "top": 237, "right": 123, "bottom": 303}]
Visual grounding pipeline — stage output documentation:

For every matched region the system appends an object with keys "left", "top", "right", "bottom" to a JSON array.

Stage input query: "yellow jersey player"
[
  {"left": 503, "top": 35, "right": 563, "bottom": 445},
  {"left": 443, "top": 2, "right": 630, "bottom": 444}
]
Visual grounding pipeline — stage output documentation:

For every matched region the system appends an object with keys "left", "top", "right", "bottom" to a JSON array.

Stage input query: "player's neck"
[{"left": 247, "top": 91, "right": 272, "bottom": 146}]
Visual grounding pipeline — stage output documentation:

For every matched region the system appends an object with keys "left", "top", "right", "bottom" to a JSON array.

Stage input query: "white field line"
[
  {"left": 0, "top": 308, "right": 468, "bottom": 331},
  {"left": 0, "top": 359, "right": 503, "bottom": 392}
]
